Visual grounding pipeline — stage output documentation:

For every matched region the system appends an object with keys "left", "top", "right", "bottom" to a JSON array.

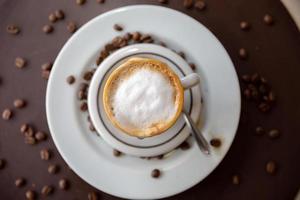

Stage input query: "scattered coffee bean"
[
  {"left": 266, "top": 160, "right": 277, "bottom": 174},
  {"left": 140, "top": 34, "right": 151, "bottom": 42},
  {"left": 268, "top": 129, "right": 280, "bottom": 139},
  {"left": 89, "top": 123, "right": 96, "bottom": 132},
  {"left": 263, "top": 14, "right": 274, "bottom": 25},
  {"left": 240, "top": 21, "right": 251, "bottom": 31},
  {"left": 158, "top": 0, "right": 168, "bottom": 4},
  {"left": 78, "top": 90, "right": 87, "bottom": 100},
  {"left": 178, "top": 51, "right": 185, "bottom": 59},
  {"left": 48, "top": 13, "right": 57, "bottom": 23},
  {"left": 14, "top": 99, "right": 26, "bottom": 108},
  {"left": 83, "top": 71, "right": 93, "bottom": 81},
  {"left": 250, "top": 73, "right": 260, "bottom": 84},
  {"left": 258, "top": 102, "right": 270, "bottom": 113},
  {"left": 195, "top": 0, "right": 206, "bottom": 11},
  {"left": 25, "top": 136, "right": 36, "bottom": 145},
  {"left": 96, "top": 0, "right": 105, "bottom": 3},
  {"left": 258, "top": 84, "right": 269, "bottom": 95},
  {"left": 238, "top": 48, "right": 248, "bottom": 59},
  {"left": 42, "top": 70, "right": 51, "bottom": 80},
  {"left": 40, "top": 149, "right": 51, "bottom": 160},
  {"left": 20, "top": 123, "right": 29, "bottom": 133},
  {"left": 243, "top": 88, "right": 251, "bottom": 99},
  {"left": 67, "top": 21, "right": 77, "bottom": 33},
  {"left": 132, "top": 32, "right": 141, "bottom": 42},
  {"left": 255, "top": 126, "right": 265, "bottom": 135},
  {"left": 2, "top": 109, "right": 12, "bottom": 120},
  {"left": 76, "top": 0, "right": 86, "bottom": 5},
  {"left": 58, "top": 178, "right": 69, "bottom": 190},
  {"left": 35, "top": 131, "right": 47, "bottom": 141},
  {"left": 151, "top": 169, "right": 161, "bottom": 178},
  {"left": 210, "top": 138, "right": 221, "bottom": 147},
  {"left": 42, "top": 24, "right": 54, "bottom": 34},
  {"left": 159, "top": 41, "right": 167, "bottom": 47},
  {"left": 179, "top": 141, "right": 190, "bottom": 150},
  {"left": 0, "top": 159, "right": 6, "bottom": 169},
  {"left": 6, "top": 24, "right": 20, "bottom": 35},
  {"left": 88, "top": 191, "right": 98, "bottom": 200},
  {"left": 66, "top": 75, "right": 75, "bottom": 84},
  {"left": 41, "top": 62, "right": 52, "bottom": 71},
  {"left": 25, "top": 190, "right": 35, "bottom": 200},
  {"left": 113, "top": 149, "right": 122, "bottom": 157},
  {"left": 79, "top": 82, "right": 89, "bottom": 91},
  {"left": 268, "top": 92, "right": 276, "bottom": 102},
  {"left": 48, "top": 164, "right": 59, "bottom": 174},
  {"left": 15, "top": 178, "right": 26, "bottom": 187},
  {"left": 41, "top": 185, "right": 53, "bottom": 196},
  {"left": 24, "top": 127, "right": 34, "bottom": 137},
  {"left": 123, "top": 32, "right": 132, "bottom": 41},
  {"left": 15, "top": 57, "right": 26, "bottom": 69},
  {"left": 232, "top": 175, "right": 240, "bottom": 185},
  {"left": 189, "top": 63, "right": 196, "bottom": 70},
  {"left": 112, "top": 36, "right": 127, "bottom": 48},
  {"left": 54, "top": 10, "right": 65, "bottom": 20},
  {"left": 183, "top": 0, "right": 194, "bottom": 9},
  {"left": 241, "top": 74, "right": 251, "bottom": 82},
  {"left": 113, "top": 24, "right": 123, "bottom": 31},
  {"left": 80, "top": 102, "right": 88, "bottom": 111}
]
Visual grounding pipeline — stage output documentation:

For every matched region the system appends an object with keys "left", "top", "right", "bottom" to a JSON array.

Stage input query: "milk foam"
[{"left": 111, "top": 68, "right": 177, "bottom": 130}]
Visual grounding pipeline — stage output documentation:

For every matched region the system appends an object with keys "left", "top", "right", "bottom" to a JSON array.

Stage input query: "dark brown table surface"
[{"left": 1, "top": 0, "right": 300, "bottom": 199}]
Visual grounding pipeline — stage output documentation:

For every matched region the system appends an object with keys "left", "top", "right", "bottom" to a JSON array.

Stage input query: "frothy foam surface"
[{"left": 111, "top": 68, "right": 177, "bottom": 130}]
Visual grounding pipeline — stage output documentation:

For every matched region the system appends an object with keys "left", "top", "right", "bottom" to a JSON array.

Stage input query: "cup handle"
[{"left": 180, "top": 73, "right": 200, "bottom": 89}]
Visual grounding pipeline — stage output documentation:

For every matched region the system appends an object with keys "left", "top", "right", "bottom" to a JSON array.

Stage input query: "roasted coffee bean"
[
  {"left": 40, "top": 149, "right": 50, "bottom": 160},
  {"left": 250, "top": 73, "right": 260, "bottom": 84},
  {"left": 140, "top": 34, "right": 151, "bottom": 42},
  {"left": 132, "top": 32, "right": 141, "bottom": 42},
  {"left": 78, "top": 90, "right": 87, "bottom": 100},
  {"left": 241, "top": 74, "right": 251, "bottom": 82},
  {"left": 15, "top": 57, "right": 26, "bottom": 68},
  {"left": 41, "top": 62, "right": 52, "bottom": 71},
  {"left": 14, "top": 99, "right": 26, "bottom": 108},
  {"left": 97, "top": 0, "right": 105, "bottom": 3},
  {"left": 255, "top": 126, "right": 265, "bottom": 135},
  {"left": 180, "top": 141, "right": 190, "bottom": 150},
  {"left": 6, "top": 24, "right": 20, "bottom": 35},
  {"left": 88, "top": 191, "right": 98, "bottom": 200},
  {"left": 48, "top": 164, "right": 59, "bottom": 174},
  {"left": 159, "top": 42, "right": 167, "bottom": 47},
  {"left": 83, "top": 71, "right": 93, "bottom": 81},
  {"left": 42, "top": 24, "right": 54, "bottom": 34},
  {"left": 66, "top": 75, "right": 75, "bottom": 84},
  {"left": 260, "top": 76, "right": 268, "bottom": 84},
  {"left": 54, "top": 10, "right": 65, "bottom": 20},
  {"left": 238, "top": 48, "right": 248, "bottom": 59},
  {"left": 243, "top": 88, "right": 251, "bottom": 99},
  {"left": 104, "top": 43, "right": 115, "bottom": 52},
  {"left": 178, "top": 51, "right": 185, "bottom": 59},
  {"left": 264, "top": 14, "right": 274, "bottom": 25},
  {"left": 15, "top": 178, "right": 26, "bottom": 187},
  {"left": 158, "top": 0, "right": 168, "bottom": 4},
  {"left": 112, "top": 36, "right": 127, "bottom": 48},
  {"left": 258, "top": 84, "right": 269, "bottom": 95},
  {"left": 42, "top": 70, "right": 51, "bottom": 80},
  {"left": 35, "top": 131, "right": 47, "bottom": 141},
  {"left": 24, "top": 127, "right": 34, "bottom": 137},
  {"left": 123, "top": 32, "right": 132, "bottom": 41},
  {"left": 240, "top": 21, "right": 251, "bottom": 31},
  {"left": 210, "top": 138, "right": 221, "bottom": 147},
  {"left": 113, "top": 149, "right": 122, "bottom": 157},
  {"left": 0, "top": 159, "right": 6, "bottom": 169},
  {"left": 89, "top": 123, "right": 96, "bottom": 132},
  {"left": 25, "top": 190, "right": 35, "bottom": 200},
  {"left": 183, "top": 0, "right": 194, "bottom": 9},
  {"left": 100, "top": 49, "right": 109, "bottom": 59},
  {"left": 41, "top": 185, "right": 53, "bottom": 196},
  {"left": 48, "top": 13, "right": 57, "bottom": 23},
  {"left": 2, "top": 109, "right": 12, "bottom": 120},
  {"left": 113, "top": 24, "right": 123, "bottom": 31},
  {"left": 20, "top": 123, "right": 29, "bottom": 133},
  {"left": 143, "top": 38, "right": 154, "bottom": 43},
  {"left": 195, "top": 0, "right": 206, "bottom": 11},
  {"left": 189, "top": 63, "right": 196, "bottom": 70},
  {"left": 76, "top": 0, "right": 86, "bottom": 5},
  {"left": 266, "top": 161, "right": 277, "bottom": 174},
  {"left": 79, "top": 83, "right": 89, "bottom": 91},
  {"left": 232, "top": 175, "right": 240, "bottom": 185},
  {"left": 258, "top": 102, "right": 270, "bottom": 113},
  {"left": 151, "top": 169, "right": 161, "bottom": 178},
  {"left": 268, "top": 129, "right": 280, "bottom": 139},
  {"left": 25, "top": 136, "right": 36, "bottom": 145},
  {"left": 67, "top": 21, "right": 77, "bottom": 33},
  {"left": 268, "top": 92, "right": 275, "bottom": 102},
  {"left": 251, "top": 89, "right": 260, "bottom": 100},
  {"left": 96, "top": 56, "right": 103, "bottom": 65},
  {"left": 247, "top": 83, "right": 256, "bottom": 91},
  {"left": 80, "top": 102, "right": 88, "bottom": 111},
  {"left": 58, "top": 178, "right": 69, "bottom": 190}
]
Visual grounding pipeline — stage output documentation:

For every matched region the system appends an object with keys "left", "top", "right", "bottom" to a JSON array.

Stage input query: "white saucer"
[{"left": 46, "top": 5, "right": 241, "bottom": 200}]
